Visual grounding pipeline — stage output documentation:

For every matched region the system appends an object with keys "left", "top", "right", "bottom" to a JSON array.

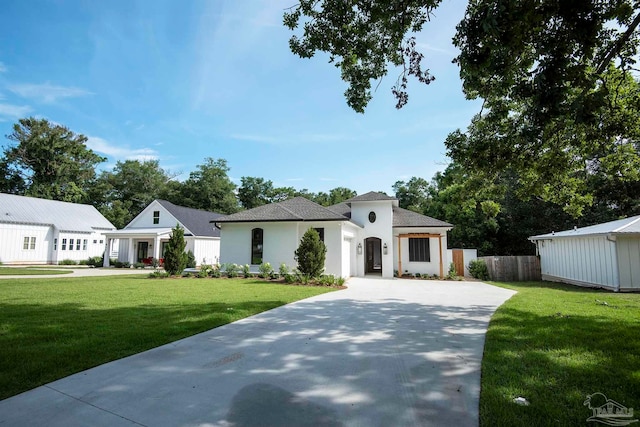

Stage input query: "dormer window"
[{"left": 153, "top": 211, "right": 160, "bottom": 224}]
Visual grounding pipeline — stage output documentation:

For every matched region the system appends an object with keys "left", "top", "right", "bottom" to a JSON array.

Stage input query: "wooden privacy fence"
[{"left": 479, "top": 256, "right": 541, "bottom": 281}]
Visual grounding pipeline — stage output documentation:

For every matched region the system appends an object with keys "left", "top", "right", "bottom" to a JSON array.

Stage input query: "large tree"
[
  {"left": 284, "top": 1, "right": 640, "bottom": 216},
  {"left": 179, "top": 158, "right": 239, "bottom": 214},
  {"left": 1, "top": 117, "right": 105, "bottom": 202},
  {"left": 238, "top": 177, "right": 274, "bottom": 209},
  {"left": 92, "top": 159, "right": 174, "bottom": 228}
]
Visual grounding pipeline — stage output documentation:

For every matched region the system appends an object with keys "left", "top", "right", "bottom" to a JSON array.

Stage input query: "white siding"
[
  {"left": 126, "top": 202, "right": 179, "bottom": 230},
  {"left": 0, "top": 223, "right": 52, "bottom": 264},
  {"left": 57, "top": 231, "right": 106, "bottom": 263},
  {"left": 193, "top": 238, "right": 220, "bottom": 265},
  {"left": 616, "top": 236, "right": 640, "bottom": 290},
  {"left": 538, "top": 236, "right": 619, "bottom": 289}
]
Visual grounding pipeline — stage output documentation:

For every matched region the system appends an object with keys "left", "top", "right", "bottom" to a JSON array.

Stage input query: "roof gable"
[
  {"left": 0, "top": 193, "right": 115, "bottom": 232},
  {"left": 345, "top": 191, "right": 397, "bottom": 202},
  {"left": 392, "top": 207, "right": 453, "bottom": 228},
  {"left": 156, "top": 200, "right": 223, "bottom": 237},
  {"left": 215, "top": 197, "right": 349, "bottom": 223}
]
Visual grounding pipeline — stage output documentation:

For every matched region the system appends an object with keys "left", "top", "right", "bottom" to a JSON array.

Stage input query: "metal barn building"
[
  {"left": 529, "top": 215, "right": 640, "bottom": 292},
  {"left": 0, "top": 193, "right": 116, "bottom": 265}
]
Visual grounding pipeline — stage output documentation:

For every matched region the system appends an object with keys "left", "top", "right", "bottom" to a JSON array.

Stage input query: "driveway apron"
[{"left": 0, "top": 278, "right": 515, "bottom": 427}]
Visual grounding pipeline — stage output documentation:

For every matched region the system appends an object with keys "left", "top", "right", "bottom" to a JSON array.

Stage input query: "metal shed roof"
[
  {"left": 530, "top": 215, "right": 640, "bottom": 239},
  {"left": 0, "top": 193, "right": 115, "bottom": 232}
]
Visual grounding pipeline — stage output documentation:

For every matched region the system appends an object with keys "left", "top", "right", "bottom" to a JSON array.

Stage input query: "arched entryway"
[{"left": 365, "top": 237, "right": 382, "bottom": 275}]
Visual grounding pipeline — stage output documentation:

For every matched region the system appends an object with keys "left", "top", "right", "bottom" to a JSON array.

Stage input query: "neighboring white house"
[
  {"left": 529, "top": 215, "right": 640, "bottom": 291},
  {"left": 103, "top": 200, "right": 223, "bottom": 267},
  {"left": 214, "top": 192, "right": 453, "bottom": 279},
  {"left": 0, "top": 193, "right": 115, "bottom": 264}
]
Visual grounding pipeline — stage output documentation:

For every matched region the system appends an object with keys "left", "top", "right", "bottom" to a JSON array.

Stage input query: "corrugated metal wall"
[
  {"left": 616, "top": 236, "right": 640, "bottom": 290},
  {"left": 538, "top": 236, "right": 619, "bottom": 289}
]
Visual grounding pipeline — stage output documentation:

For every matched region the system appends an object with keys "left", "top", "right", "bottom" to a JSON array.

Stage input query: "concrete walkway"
[
  {"left": 0, "top": 267, "right": 152, "bottom": 279},
  {"left": 0, "top": 278, "right": 515, "bottom": 426}
]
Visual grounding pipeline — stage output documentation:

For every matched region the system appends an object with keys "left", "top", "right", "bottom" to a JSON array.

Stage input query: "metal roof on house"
[
  {"left": 156, "top": 200, "right": 223, "bottom": 237},
  {"left": 392, "top": 207, "right": 453, "bottom": 228},
  {"left": 530, "top": 215, "right": 640, "bottom": 239},
  {"left": 344, "top": 191, "right": 397, "bottom": 202},
  {"left": 214, "top": 197, "right": 349, "bottom": 223},
  {"left": 0, "top": 193, "right": 115, "bottom": 232}
]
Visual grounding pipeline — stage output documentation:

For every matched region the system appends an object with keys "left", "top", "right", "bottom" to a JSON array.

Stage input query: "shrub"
[
  {"left": 182, "top": 272, "right": 193, "bottom": 278},
  {"left": 414, "top": 273, "right": 421, "bottom": 279},
  {"left": 78, "top": 259, "right": 89, "bottom": 265},
  {"left": 447, "top": 262, "right": 457, "bottom": 280},
  {"left": 284, "top": 273, "right": 296, "bottom": 284},
  {"left": 59, "top": 259, "right": 77, "bottom": 265},
  {"left": 294, "top": 228, "right": 326, "bottom": 278},
  {"left": 134, "top": 262, "right": 146, "bottom": 269},
  {"left": 148, "top": 271, "right": 169, "bottom": 278},
  {"left": 225, "top": 263, "right": 240, "bottom": 278},
  {"left": 279, "top": 263, "right": 289, "bottom": 277},
  {"left": 242, "top": 264, "right": 251, "bottom": 278},
  {"left": 186, "top": 250, "right": 196, "bottom": 268},
  {"left": 468, "top": 259, "right": 490, "bottom": 280},
  {"left": 336, "top": 277, "right": 346, "bottom": 286},
  {"left": 199, "top": 264, "right": 212, "bottom": 278},
  {"left": 209, "top": 264, "right": 222, "bottom": 278},
  {"left": 86, "top": 256, "right": 103, "bottom": 267},
  {"left": 164, "top": 224, "right": 188, "bottom": 275},
  {"left": 318, "top": 275, "right": 336, "bottom": 286},
  {"left": 258, "top": 262, "right": 274, "bottom": 279},
  {"left": 269, "top": 271, "right": 279, "bottom": 280},
  {"left": 151, "top": 257, "right": 160, "bottom": 268},
  {"left": 114, "top": 261, "right": 131, "bottom": 268},
  {"left": 109, "top": 258, "right": 117, "bottom": 266}
]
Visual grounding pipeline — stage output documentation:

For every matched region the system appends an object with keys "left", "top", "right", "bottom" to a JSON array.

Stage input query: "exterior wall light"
[
  {"left": 357, "top": 243, "right": 362, "bottom": 254},
  {"left": 383, "top": 243, "right": 388, "bottom": 255}
]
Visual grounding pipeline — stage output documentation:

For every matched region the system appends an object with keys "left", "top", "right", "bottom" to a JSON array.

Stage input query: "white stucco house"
[
  {"left": 103, "top": 200, "right": 223, "bottom": 267},
  {"left": 530, "top": 215, "right": 640, "bottom": 291},
  {"left": 213, "top": 192, "right": 453, "bottom": 279},
  {"left": 0, "top": 193, "right": 116, "bottom": 264}
]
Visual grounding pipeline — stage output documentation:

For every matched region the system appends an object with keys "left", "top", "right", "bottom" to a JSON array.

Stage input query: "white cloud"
[
  {"left": 86, "top": 136, "right": 158, "bottom": 161},
  {"left": 0, "top": 103, "right": 33, "bottom": 118},
  {"left": 9, "top": 82, "right": 93, "bottom": 103}
]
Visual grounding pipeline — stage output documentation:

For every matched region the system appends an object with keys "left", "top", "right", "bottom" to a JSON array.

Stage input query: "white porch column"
[
  {"left": 153, "top": 235, "right": 161, "bottom": 260},
  {"left": 128, "top": 238, "right": 135, "bottom": 265},
  {"left": 103, "top": 238, "right": 111, "bottom": 267}
]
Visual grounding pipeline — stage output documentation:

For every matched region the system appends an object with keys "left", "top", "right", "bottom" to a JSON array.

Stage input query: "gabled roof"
[
  {"left": 155, "top": 200, "right": 223, "bottom": 237},
  {"left": 214, "top": 197, "right": 348, "bottom": 223},
  {"left": 392, "top": 207, "right": 453, "bottom": 228},
  {"left": 327, "top": 202, "right": 351, "bottom": 218},
  {"left": 345, "top": 191, "right": 397, "bottom": 202},
  {"left": 530, "top": 215, "right": 640, "bottom": 239},
  {"left": 0, "top": 193, "right": 115, "bottom": 232}
]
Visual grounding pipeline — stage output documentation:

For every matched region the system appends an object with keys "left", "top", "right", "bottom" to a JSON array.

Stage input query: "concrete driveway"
[
  {"left": 0, "top": 278, "right": 515, "bottom": 427},
  {"left": 0, "top": 267, "right": 151, "bottom": 279}
]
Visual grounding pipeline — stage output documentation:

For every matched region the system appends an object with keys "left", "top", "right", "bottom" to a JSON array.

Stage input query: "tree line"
[{"left": 2, "top": 116, "right": 638, "bottom": 256}]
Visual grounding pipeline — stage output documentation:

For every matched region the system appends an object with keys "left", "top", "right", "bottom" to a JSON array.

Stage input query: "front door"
[
  {"left": 365, "top": 237, "right": 382, "bottom": 274},
  {"left": 137, "top": 242, "right": 149, "bottom": 263}
]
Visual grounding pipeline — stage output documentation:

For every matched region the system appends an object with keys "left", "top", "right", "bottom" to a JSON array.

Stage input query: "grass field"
[
  {"left": 481, "top": 281, "right": 640, "bottom": 426},
  {"left": 0, "top": 275, "right": 336, "bottom": 400},
  {"left": 0, "top": 266, "right": 72, "bottom": 275}
]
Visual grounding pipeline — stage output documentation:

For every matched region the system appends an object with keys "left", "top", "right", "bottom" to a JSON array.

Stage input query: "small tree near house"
[
  {"left": 294, "top": 228, "right": 327, "bottom": 278},
  {"left": 163, "top": 224, "right": 188, "bottom": 275}
]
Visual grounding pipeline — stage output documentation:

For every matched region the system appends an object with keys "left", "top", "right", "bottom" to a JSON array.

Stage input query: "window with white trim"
[
  {"left": 153, "top": 211, "right": 160, "bottom": 224},
  {"left": 76, "top": 240, "right": 81, "bottom": 251},
  {"left": 409, "top": 238, "right": 430, "bottom": 262},
  {"left": 62, "top": 239, "right": 67, "bottom": 250},
  {"left": 54, "top": 238, "right": 58, "bottom": 250},
  {"left": 83, "top": 239, "right": 87, "bottom": 250},
  {"left": 69, "top": 239, "right": 74, "bottom": 250},
  {"left": 23, "top": 236, "right": 36, "bottom": 250}
]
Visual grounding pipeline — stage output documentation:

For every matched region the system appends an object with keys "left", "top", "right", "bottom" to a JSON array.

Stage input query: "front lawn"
[
  {"left": 481, "top": 281, "right": 640, "bottom": 426},
  {"left": 0, "top": 266, "right": 71, "bottom": 275},
  {"left": 0, "top": 276, "right": 336, "bottom": 400}
]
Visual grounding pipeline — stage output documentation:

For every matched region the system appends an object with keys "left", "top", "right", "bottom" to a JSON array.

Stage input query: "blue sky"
[{"left": 0, "top": 0, "right": 480, "bottom": 195}]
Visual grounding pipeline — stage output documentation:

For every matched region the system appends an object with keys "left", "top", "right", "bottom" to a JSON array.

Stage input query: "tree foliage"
[
  {"left": 177, "top": 158, "right": 239, "bottom": 214},
  {"left": 294, "top": 228, "right": 327, "bottom": 278},
  {"left": 1, "top": 117, "right": 105, "bottom": 202},
  {"left": 163, "top": 224, "right": 187, "bottom": 275}
]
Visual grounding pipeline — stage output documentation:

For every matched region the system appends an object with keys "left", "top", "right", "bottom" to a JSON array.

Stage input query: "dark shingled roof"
[
  {"left": 326, "top": 202, "right": 351, "bottom": 218},
  {"left": 214, "top": 197, "right": 348, "bottom": 223},
  {"left": 392, "top": 207, "right": 452, "bottom": 228},
  {"left": 157, "top": 200, "right": 223, "bottom": 237},
  {"left": 345, "top": 191, "right": 397, "bottom": 202}
]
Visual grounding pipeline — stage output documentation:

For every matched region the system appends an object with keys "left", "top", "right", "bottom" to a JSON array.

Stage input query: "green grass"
[
  {"left": 481, "top": 281, "right": 640, "bottom": 426},
  {"left": 0, "top": 266, "right": 72, "bottom": 275},
  {"left": 0, "top": 275, "right": 336, "bottom": 399}
]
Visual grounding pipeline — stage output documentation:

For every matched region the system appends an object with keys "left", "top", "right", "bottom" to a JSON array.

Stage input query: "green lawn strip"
[
  {"left": 480, "top": 281, "right": 640, "bottom": 426},
  {"left": 0, "top": 276, "right": 336, "bottom": 400},
  {"left": 0, "top": 267, "right": 72, "bottom": 275}
]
